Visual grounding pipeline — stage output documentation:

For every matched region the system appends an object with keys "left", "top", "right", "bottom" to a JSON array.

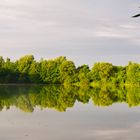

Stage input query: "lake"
[{"left": 0, "top": 85, "right": 140, "bottom": 140}]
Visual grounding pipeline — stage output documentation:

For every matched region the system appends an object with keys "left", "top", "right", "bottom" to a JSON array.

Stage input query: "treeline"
[
  {"left": 0, "top": 55, "right": 139, "bottom": 85},
  {"left": 0, "top": 85, "right": 139, "bottom": 112}
]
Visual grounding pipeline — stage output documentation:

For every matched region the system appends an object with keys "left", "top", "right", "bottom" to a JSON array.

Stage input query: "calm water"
[{"left": 0, "top": 85, "right": 140, "bottom": 140}]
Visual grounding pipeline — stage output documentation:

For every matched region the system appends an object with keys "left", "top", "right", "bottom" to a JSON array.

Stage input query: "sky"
[{"left": 0, "top": 0, "right": 140, "bottom": 66}]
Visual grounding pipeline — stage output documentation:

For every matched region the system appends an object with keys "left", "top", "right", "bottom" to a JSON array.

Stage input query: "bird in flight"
[
  {"left": 132, "top": 7, "right": 140, "bottom": 18},
  {"left": 132, "top": 13, "right": 140, "bottom": 18}
]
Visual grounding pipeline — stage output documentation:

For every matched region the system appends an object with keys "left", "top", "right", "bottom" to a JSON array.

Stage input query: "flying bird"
[
  {"left": 132, "top": 13, "right": 140, "bottom": 18},
  {"left": 132, "top": 7, "right": 140, "bottom": 18}
]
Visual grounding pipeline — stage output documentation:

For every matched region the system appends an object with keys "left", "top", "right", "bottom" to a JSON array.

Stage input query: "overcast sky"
[{"left": 0, "top": 0, "right": 140, "bottom": 66}]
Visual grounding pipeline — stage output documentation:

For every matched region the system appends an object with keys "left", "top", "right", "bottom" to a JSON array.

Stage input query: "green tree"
[
  {"left": 40, "top": 59, "right": 61, "bottom": 84},
  {"left": 59, "top": 60, "right": 76, "bottom": 84},
  {"left": 28, "top": 62, "right": 41, "bottom": 83},
  {"left": 126, "top": 62, "right": 140, "bottom": 85},
  {"left": 16, "top": 55, "right": 35, "bottom": 83},
  {"left": 91, "top": 62, "right": 113, "bottom": 82},
  {"left": 76, "top": 65, "right": 90, "bottom": 86},
  {"left": 16, "top": 55, "right": 34, "bottom": 74}
]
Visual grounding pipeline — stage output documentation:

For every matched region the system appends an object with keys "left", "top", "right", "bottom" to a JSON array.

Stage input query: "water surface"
[{"left": 0, "top": 85, "right": 140, "bottom": 140}]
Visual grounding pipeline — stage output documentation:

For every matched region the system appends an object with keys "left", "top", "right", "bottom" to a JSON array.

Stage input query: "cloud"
[
  {"left": 0, "top": 0, "right": 140, "bottom": 65},
  {"left": 94, "top": 31, "right": 130, "bottom": 39},
  {"left": 119, "top": 24, "right": 137, "bottom": 29}
]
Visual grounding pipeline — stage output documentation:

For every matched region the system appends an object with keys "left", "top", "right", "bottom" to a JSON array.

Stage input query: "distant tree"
[
  {"left": 76, "top": 65, "right": 90, "bottom": 86},
  {"left": 91, "top": 62, "right": 113, "bottom": 82},
  {"left": 59, "top": 60, "right": 76, "bottom": 84},
  {"left": 16, "top": 55, "right": 34, "bottom": 74},
  {"left": 126, "top": 62, "right": 140, "bottom": 84},
  {"left": 16, "top": 55, "right": 35, "bottom": 83},
  {"left": 28, "top": 62, "right": 41, "bottom": 83},
  {"left": 0, "top": 56, "right": 4, "bottom": 68},
  {"left": 0, "top": 54, "right": 139, "bottom": 86},
  {"left": 40, "top": 59, "right": 61, "bottom": 84}
]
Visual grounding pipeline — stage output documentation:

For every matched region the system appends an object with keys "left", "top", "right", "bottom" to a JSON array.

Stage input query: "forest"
[{"left": 0, "top": 54, "right": 139, "bottom": 86}]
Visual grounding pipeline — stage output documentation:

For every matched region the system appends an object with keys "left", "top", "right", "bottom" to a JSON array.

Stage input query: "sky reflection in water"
[{"left": 0, "top": 85, "right": 140, "bottom": 139}]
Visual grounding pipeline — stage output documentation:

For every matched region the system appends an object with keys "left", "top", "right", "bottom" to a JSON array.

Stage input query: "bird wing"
[{"left": 132, "top": 13, "right": 140, "bottom": 18}]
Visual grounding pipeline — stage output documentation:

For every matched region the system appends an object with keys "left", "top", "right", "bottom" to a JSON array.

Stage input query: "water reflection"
[{"left": 0, "top": 85, "right": 140, "bottom": 112}]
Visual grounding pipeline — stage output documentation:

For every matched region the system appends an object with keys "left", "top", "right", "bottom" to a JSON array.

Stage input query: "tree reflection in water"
[{"left": 0, "top": 85, "right": 139, "bottom": 112}]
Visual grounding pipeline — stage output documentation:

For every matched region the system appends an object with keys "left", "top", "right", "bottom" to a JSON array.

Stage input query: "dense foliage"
[{"left": 0, "top": 55, "right": 139, "bottom": 86}]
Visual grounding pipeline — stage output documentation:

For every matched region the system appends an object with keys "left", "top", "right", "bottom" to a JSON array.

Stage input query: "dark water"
[{"left": 0, "top": 85, "right": 140, "bottom": 140}]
